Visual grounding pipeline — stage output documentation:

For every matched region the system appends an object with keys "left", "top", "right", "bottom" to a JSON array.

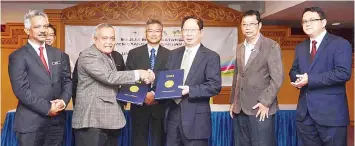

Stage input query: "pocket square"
[{"left": 52, "top": 61, "right": 61, "bottom": 65}]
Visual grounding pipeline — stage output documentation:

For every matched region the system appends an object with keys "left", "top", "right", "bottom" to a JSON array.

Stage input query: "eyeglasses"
[
  {"left": 301, "top": 19, "right": 323, "bottom": 25},
  {"left": 96, "top": 36, "right": 115, "bottom": 41},
  {"left": 182, "top": 28, "right": 200, "bottom": 34},
  {"left": 242, "top": 23, "right": 259, "bottom": 28}
]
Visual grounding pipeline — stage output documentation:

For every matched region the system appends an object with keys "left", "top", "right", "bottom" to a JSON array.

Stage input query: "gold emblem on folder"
[
  {"left": 165, "top": 80, "right": 174, "bottom": 88},
  {"left": 129, "top": 86, "right": 139, "bottom": 93}
]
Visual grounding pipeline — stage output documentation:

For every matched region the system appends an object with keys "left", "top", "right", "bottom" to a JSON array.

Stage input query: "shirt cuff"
[
  {"left": 151, "top": 91, "right": 155, "bottom": 95},
  {"left": 134, "top": 70, "right": 140, "bottom": 81}
]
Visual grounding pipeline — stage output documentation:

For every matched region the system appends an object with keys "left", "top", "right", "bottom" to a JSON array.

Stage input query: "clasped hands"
[
  {"left": 291, "top": 73, "right": 308, "bottom": 88},
  {"left": 138, "top": 69, "right": 155, "bottom": 84},
  {"left": 48, "top": 99, "right": 66, "bottom": 116}
]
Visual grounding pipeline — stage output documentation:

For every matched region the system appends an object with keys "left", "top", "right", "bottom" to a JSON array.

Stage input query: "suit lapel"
[
  {"left": 304, "top": 39, "right": 311, "bottom": 64},
  {"left": 309, "top": 33, "right": 331, "bottom": 71},
  {"left": 46, "top": 45, "right": 55, "bottom": 80},
  {"left": 154, "top": 46, "right": 165, "bottom": 71},
  {"left": 25, "top": 43, "right": 51, "bottom": 79},
  {"left": 142, "top": 45, "right": 151, "bottom": 69},
  {"left": 239, "top": 44, "right": 245, "bottom": 72},
  {"left": 175, "top": 47, "right": 185, "bottom": 69},
  {"left": 243, "top": 35, "right": 262, "bottom": 73},
  {"left": 185, "top": 45, "right": 206, "bottom": 85}
]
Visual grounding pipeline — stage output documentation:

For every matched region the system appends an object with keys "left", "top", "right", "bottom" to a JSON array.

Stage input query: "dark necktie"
[
  {"left": 311, "top": 40, "right": 317, "bottom": 60},
  {"left": 150, "top": 48, "right": 156, "bottom": 70},
  {"left": 39, "top": 46, "right": 50, "bottom": 74}
]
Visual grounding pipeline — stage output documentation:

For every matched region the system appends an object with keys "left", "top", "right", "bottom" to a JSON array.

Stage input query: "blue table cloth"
[{"left": 1, "top": 110, "right": 297, "bottom": 146}]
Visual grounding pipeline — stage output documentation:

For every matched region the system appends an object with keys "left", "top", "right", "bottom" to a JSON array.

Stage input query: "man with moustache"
[
  {"left": 8, "top": 10, "right": 72, "bottom": 146},
  {"left": 126, "top": 19, "right": 170, "bottom": 146},
  {"left": 229, "top": 10, "right": 284, "bottom": 146},
  {"left": 72, "top": 23, "right": 155, "bottom": 146},
  {"left": 289, "top": 7, "right": 352, "bottom": 146},
  {"left": 165, "top": 16, "right": 222, "bottom": 146}
]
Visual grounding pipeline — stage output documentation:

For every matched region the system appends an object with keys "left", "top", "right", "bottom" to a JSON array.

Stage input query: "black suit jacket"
[
  {"left": 126, "top": 44, "right": 170, "bottom": 91},
  {"left": 72, "top": 51, "right": 125, "bottom": 105},
  {"left": 8, "top": 43, "right": 72, "bottom": 133}
]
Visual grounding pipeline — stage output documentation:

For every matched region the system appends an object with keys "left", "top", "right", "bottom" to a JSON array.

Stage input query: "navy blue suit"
[
  {"left": 289, "top": 33, "right": 352, "bottom": 146},
  {"left": 8, "top": 43, "right": 72, "bottom": 146},
  {"left": 165, "top": 44, "right": 221, "bottom": 146}
]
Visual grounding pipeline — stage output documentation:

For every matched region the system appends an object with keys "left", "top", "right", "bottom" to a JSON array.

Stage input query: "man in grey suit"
[
  {"left": 229, "top": 10, "right": 284, "bottom": 146},
  {"left": 72, "top": 23, "right": 154, "bottom": 146},
  {"left": 8, "top": 10, "right": 72, "bottom": 146}
]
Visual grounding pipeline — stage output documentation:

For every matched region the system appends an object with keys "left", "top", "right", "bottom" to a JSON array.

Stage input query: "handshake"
[{"left": 137, "top": 69, "right": 155, "bottom": 84}]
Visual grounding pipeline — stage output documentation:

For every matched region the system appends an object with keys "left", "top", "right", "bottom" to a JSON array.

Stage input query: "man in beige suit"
[
  {"left": 229, "top": 10, "right": 284, "bottom": 146},
  {"left": 72, "top": 23, "right": 154, "bottom": 146}
]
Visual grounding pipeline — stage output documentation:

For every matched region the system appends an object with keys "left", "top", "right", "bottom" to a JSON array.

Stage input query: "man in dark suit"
[
  {"left": 229, "top": 10, "right": 284, "bottom": 146},
  {"left": 289, "top": 7, "right": 352, "bottom": 146},
  {"left": 126, "top": 19, "right": 170, "bottom": 146},
  {"left": 72, "top": 50, "right": 125, "bottom": 106},
  {"left": 8, "top": 10, "right": 72, "bottom": 146},
  {"left": 165, "top": 16, "right": 222, "bottom": 146}
]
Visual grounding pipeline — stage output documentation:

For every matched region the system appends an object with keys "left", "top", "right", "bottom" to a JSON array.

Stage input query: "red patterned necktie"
[
  {"left": 39, "top": 46, "right": 50, "bottom": 74},
  {"left": 311, "top": 40, "right": 317, "bottom": 60}
]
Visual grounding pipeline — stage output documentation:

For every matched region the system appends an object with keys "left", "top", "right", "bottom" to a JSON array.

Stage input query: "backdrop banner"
[{"left": 65, "top": 26, "right": 237, "bottom": 85}]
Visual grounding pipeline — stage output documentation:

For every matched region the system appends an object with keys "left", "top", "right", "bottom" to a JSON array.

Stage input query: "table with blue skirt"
[{"left": 1, "top": 104, "right": 298, "bottom": 146}]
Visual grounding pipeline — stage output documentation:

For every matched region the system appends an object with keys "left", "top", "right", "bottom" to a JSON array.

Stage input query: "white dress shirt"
[
  {"left": 28, "top": 40, "right": 49, "bottom": 67},
  {"left": 309, "top": 30, "right": 327, "bottom": 53},
  {"left": 180, "top": 43, "right": 200, "bottom": 83},
  {"left": 147, "top": 44, "right": 159, "bottom": 57},
  {"left": 243, "top": 34, "right": 260, "bottom": 66}
]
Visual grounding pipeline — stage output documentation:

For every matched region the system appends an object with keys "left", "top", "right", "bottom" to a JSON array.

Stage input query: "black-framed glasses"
[
  {"left": 301, "top": 19, "right": 323, "bottom": 25},
  {"left": 181, "top": 28, "right": 200, "bottom": 34},
  {"left": 241, "top": 22, "right": 259, "bottom": 28}
]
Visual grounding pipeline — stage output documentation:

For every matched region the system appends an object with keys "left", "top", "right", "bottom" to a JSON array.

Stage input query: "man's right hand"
[
  {"left": 48, "top": 102, "right": 60, "bottom": 116},
  {"left": 229, "top": 104, "right": 234, "bottom": 118},
  {"left": 138, "top": 69, "right": 155, "bottom": 84}
]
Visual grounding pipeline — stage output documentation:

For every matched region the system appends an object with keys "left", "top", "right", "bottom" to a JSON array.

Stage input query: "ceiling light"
[{"left": 332, "top": 22, "right": 341, "bottom": 25}]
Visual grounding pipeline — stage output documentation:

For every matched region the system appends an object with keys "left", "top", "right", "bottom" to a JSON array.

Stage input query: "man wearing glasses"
[
  {"left": 165, "top": 16, "right": 222, "bottom": 146},
  {"left": 289, "top": 7, "right": 352, "bottom": 146},
  {"left": 126, "top": 19, "right": 170, "bottom": 146},
  {"left": 229, "top": 10, "right": 284, "bottom": 146}
]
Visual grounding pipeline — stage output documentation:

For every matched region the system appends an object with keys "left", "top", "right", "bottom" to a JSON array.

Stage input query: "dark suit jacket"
[
  {"left": 289, "top": 33, "right": 352, "bottom": 126},
  {"left": 72, "top": 51, "right": 125, "bottom": 105},
  {"left": 165, "top": 44, "right": 221, "bottom": 139},
  {"left": 126, "top": 44, "right": 170, "bottom": 93},
  {"left": 230, "top": 35, "right": 284, "bottom": 115},
  {"left": 8, "top": 43, "right": 72, "bottom": 133}
]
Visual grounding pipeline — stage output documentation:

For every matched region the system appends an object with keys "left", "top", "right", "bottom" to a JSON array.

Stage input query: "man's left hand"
[
  {"left": 178, "top": 85, "right": 189, "bottom": 95},
  {"left": 252, "top": 103, "right": 269, "bottom": 121}
]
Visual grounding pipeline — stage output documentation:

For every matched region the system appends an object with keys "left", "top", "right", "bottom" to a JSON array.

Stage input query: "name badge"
[{"left": 52, "top": 61, "right": 61, "bottom": 65}]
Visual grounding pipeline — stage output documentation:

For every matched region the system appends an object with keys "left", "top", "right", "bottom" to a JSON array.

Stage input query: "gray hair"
[
  {"left": 92, "top": 23, "right": 115, "bottom": 38},
  {"left": 24, "top": 10, "right": 48, "bottom": 29}
]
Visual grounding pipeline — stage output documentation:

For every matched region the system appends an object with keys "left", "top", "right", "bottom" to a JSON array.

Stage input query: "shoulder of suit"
[
  {"left": 200, "top": 45, "right": 219, "bottom": 56},
  {"left": 10, "top": 45, "right": 27, "bottom": 57}
]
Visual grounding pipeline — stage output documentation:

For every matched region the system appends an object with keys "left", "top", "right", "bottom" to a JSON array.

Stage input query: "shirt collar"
[
  {"left": 185, "top": 43, "right": 200, "bottom": 54},
  {"left": 28, "top": 39, "right": 46, "bottom": 50},
  {"left": 243, "top": 33, "right": 261, "bottom": 47},
  {"left": 311, "top": 30, "right": 327, "bottom": 44},
  {"left": 147, "top": 44, "right": 159, "bottom": 53}
]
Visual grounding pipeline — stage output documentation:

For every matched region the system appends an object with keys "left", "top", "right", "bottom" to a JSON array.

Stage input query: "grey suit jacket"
[
  {"left": 72, "top": 45, "right": 137, "bottom": 129},
  {"left": 230, "top": 35, "right": 284, "bottom": 115},
  {"left": 8, "top": 43, "right": 72, "bottom": 133}
]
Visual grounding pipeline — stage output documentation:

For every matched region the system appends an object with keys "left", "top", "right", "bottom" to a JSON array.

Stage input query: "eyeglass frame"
[
  {"left": 241, "top": 22, "right": 260, "bottom": 28},
  {"left": 181, "top": 28, "right": 201, "bottom": 34},
  {"left": 301, "top": 19, "right": 323, "bottom": 25}
]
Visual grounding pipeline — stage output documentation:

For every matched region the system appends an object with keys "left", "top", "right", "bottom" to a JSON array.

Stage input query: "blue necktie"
[{"left": 150, "top": 48, "right": 156, "bottom": 70}]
